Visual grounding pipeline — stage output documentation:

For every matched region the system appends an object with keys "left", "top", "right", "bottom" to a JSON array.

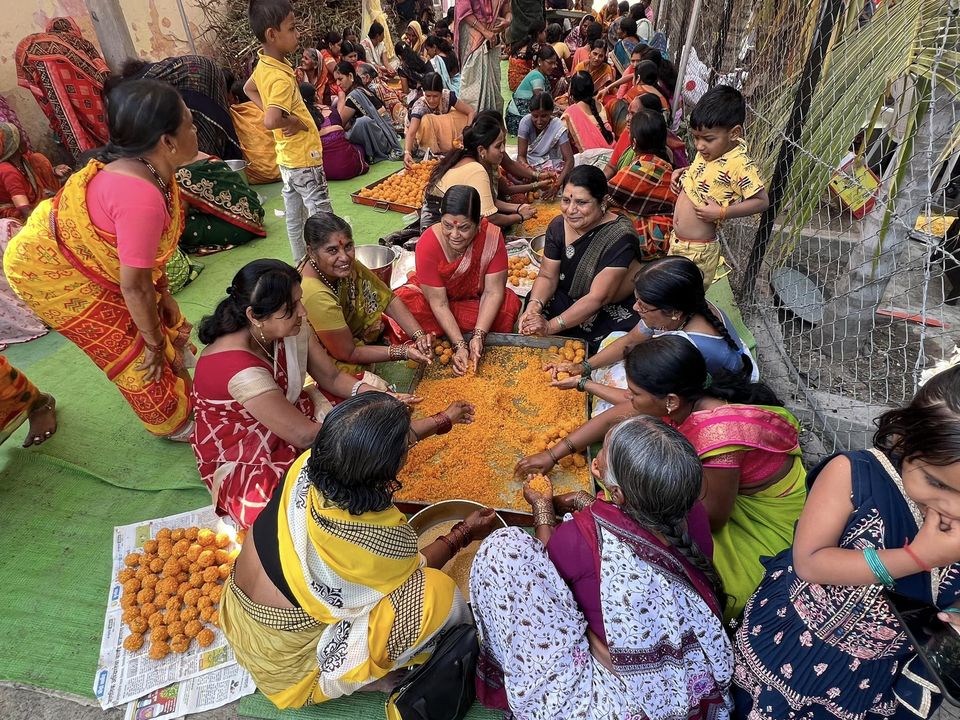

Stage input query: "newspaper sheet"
[
  {"left": 122, "top": 664, "right": 256, "bottom": 720},
  {"left": 95, "top": 506, "right": 243, "bottom": 709}
]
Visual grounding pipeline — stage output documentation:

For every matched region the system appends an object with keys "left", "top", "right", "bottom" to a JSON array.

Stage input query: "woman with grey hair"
[{"left": 470, "top": 416, "right": 733, "bottom": 719}]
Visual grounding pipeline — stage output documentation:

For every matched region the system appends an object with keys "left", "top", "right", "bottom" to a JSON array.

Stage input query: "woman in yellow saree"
[
  {"left": 3, "top": 79, "right": 199, "bottom": 439},
  {"left": 221, "top": 393, "right": 498, "bottom": 709}
]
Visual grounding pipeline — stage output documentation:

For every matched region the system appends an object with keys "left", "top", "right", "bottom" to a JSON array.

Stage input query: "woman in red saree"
[
  {"left": 0, "top": 122, "right": 67, "bottom": 220},
  {"left": 15, "top": 17, "right": 109, "bottom": 162},
  {"left": 390, "top": 185, "right": 521, "bottom": 375}
]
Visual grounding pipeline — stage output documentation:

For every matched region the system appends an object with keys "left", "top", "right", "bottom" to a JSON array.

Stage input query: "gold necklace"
[{"left": 250, "top": 333, "right": 275, "bottom": 365}]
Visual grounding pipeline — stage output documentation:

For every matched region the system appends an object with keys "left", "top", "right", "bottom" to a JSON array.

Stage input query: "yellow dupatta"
[
  {"left": 271, "top": 452, "right": 465, "bottom": 706},
  {"left": 3, "top": 160, "right": 193, "bottom": 437}
]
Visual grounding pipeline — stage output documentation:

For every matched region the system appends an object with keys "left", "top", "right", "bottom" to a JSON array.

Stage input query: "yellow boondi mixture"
[{"left": 398, "top": 346, "right": 592, "bottom": 511}]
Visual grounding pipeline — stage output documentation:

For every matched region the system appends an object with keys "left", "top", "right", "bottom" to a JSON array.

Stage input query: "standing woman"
[
  {"left": 455, "top": 0, "right": 512, "bottom": 113},
  {"left": 332, "top": 62, "right": 403, "bottom": 163},
  {"left": 391, "top": 185, "right": 522, "bottom": 375},
  {"left": 4, "top": 79, "right": 198, "bottom": 440},
  {"left": 15, "top": 17, "right": 110, "bottom": 161}
]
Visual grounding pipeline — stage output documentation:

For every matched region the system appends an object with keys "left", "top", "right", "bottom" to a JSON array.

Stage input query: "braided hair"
[
  {"left": 604, "top": 416, "right": 726, "bottom": 603},
  {"left": 570, "top": 71, "right": 614, "bottom": 144},
  {"left": 634, "top": 257, "right": 755, "bottom": 377}
]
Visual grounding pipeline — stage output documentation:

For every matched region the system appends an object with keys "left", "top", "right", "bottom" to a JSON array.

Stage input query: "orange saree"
[{"left": 3, "top": 161, "right": 193, "bottom": 438}]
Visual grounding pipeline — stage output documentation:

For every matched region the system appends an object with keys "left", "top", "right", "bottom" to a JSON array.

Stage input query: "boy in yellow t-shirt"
[
  {"left": 669, "top": 85, "right": 769, "bottom": 289},
  {"left": 244, "top": 0, "right": 332, "bottom": 261}
]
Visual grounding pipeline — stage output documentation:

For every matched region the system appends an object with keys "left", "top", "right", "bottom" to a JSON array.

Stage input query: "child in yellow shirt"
[
  {"left": 244, "top": 0, "right": 332, "bottom": 261},
  {"left": 669, "top": 85, "right": 769, "bottom": 289}
]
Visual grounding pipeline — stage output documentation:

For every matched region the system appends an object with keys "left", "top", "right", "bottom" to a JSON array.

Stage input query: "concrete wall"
[{"left": 0, "top": 0, "right": 213, "bottom": 159}]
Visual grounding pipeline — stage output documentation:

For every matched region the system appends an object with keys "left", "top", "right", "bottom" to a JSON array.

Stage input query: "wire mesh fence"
[{"left": 654, "top": 0, "right": 960, "bottom": 456}]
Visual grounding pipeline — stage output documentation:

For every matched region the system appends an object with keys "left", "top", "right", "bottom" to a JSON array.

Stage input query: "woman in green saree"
[{"left": 299, "top": 212, "right": 434, "bottom": 377}]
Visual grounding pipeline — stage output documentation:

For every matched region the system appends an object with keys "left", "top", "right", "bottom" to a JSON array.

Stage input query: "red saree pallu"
[
  {"left": 15, "top": 18, "right": 109, "bottom": 161},
  {"left": 0, "top": 355, "right": 40, "bottom": 445},
  {"left": 389, "top": 220, "right": 521, "bottom": 340},
  {"left": 508, "top": 57, "right": 533, "bottom": 92},
  {"left": 3, "top": 161, "right": 194, "bottom": 438}
]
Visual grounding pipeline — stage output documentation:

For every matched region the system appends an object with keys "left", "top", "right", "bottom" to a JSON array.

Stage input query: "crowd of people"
[{"left": 2, "top": 2, "right": 960, "bottom": 720}]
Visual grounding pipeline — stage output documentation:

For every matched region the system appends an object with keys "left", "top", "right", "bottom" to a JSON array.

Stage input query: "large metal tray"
[
  {"left": 349, "top": 167, "right": 421, "bottom": 214},
  {"left": 394, "top": 332, "right": 596, "bottom": 526}
]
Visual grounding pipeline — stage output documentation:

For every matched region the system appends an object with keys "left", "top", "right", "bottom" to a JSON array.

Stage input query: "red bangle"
[
  {"left": 904, "top": 538, "right": 933, "bottom": 573},
  {"left": 432, "top": 412, "right": 453, "bottom": 435}
]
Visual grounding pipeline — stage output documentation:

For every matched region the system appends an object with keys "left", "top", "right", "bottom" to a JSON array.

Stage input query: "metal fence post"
[{"left": 740, "top": 0, "right": 847, "bottom": 294}]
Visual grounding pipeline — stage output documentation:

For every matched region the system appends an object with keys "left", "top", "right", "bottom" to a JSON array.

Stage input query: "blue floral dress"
[{"left": 732, "top": 449, "right": 960, "bottom": 720}]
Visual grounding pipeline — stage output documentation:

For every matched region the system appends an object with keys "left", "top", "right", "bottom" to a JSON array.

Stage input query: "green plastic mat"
[
  {"left": 0, "top": 451, "right": 210, "bottom": 696},
  {"left": 1, "top": 163, "right": 407, "bottom": 491},
  {"left": 239, "top": 691, "right": 500, "bottom": 720},
  {"left": 0, "top": 165, "right": 411, "bottom": 698}
]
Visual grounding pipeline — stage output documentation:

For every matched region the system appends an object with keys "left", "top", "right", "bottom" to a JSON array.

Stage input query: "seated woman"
[
  {"left": 295, "top": 48, "right": 324, "bottom": 109},
  {"left": 561, "top": 72, "right": 615, "bottom": 166},
  {"left": 521, "top": 334, "right": 805, "bottom": 621},
  {"left": 392, "top": 185, "right": 522, "bottom": 375},
  {"left": 549, "top": 256, "right": 755, "bottom": 413},
  {"left": 0, "top": 122, "right": 67, "bottom": 220},
  {"left": 423, "top": 34, "right": 460, "bottom": 93},
  {"left": 547, "top": 23, "right": 572, "bottom": 74},
  {"left": 610, "top": 17, "right": 640, "bottom": 76},
  {"left": 228, "top": 82, "right": 281, "bottom": 184},
  {"left": 111, "top": 55, "right": 242, "bottom": 160},
  {"left": 516, "top": 94, "right": 574, "bottom": 188},
  {"left": 505, "top": 45, "right": 559, "bottom": 136},
  {"left": 419, "top": 115, "right": 537, "bottom": 231},
  {"left": 176, "top": 154, "right": 267, "bottom": 255},
  {"left": 300, "top": 212, "right": 433, "bottom": 376},
  {"left": 316, "top": 33, "right": 343, "bottom": 105},
  {"left": 357, "top": 64, "right": 407, "bottom": 131},
  {"left": 605, "top": 92, "right": 688, "bottom": 174},
  {"left": 340, "top": 40, "right": 361, "bottom": 65},
  {"left": 403, "top": 73, "right": 474, "bottom": 167},
  {"left": 519, "top": 165, "right": 640, "bottom": 349},
  {"left": 394, "top": 40, "right": 430, "bottom": 96},
  {"left": 192, "top": 259, "right": 411, "bottom": 528},
  {"left": 474, "top": 415, "right": 733, "bottom": 719},
  {"left": 332, "top": 62, "right": 403, "bottom": 163},
  {"left": 568, "top": 22, "right": 603, "bottom": 76},
  {"left": 606, "top": 110, "right": 677, "bottom": 261},
  {"left": 360, "top": 21, "right": 397, "bottom": 81},
  {"left": 733, "top": 366, "right": 960, "bottom": 720},
  {"left": 305, "top": 90, "right": 369, "bottom": 182},
  {"left": 572, "top": 40, "right": 615, "bottom": 92},
  {"left": 602, "top": 56, "right": 669, "bottom": 134},
  {"left": 221, "top": 392, "right": 497, "bottom": 708},
  {"left": 507, "top": 20, "right": 546, "bottom": 92}
]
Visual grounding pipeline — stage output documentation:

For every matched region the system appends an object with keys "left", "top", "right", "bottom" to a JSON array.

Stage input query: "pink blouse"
[{"left": 86, "top": 170, "right": 170, "bottom": 269}]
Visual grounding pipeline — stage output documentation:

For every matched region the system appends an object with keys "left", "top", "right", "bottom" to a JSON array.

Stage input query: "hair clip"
[{"left": 702, "top": 373, "right": 713, "bottom": 390}]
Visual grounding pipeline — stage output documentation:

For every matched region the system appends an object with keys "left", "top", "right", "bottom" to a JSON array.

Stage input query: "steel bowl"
[
  {"left": 355, "top": 244, "right": 399, "bottom": 286},
  {"left": 409, "top": 500, "right": 507, "bottom": 599},
  {"left": 408, "top": 499, "right": 507, "bottom": 535},
  {"left": 528, "top": 234, "right": 546, "bottom": 263}
]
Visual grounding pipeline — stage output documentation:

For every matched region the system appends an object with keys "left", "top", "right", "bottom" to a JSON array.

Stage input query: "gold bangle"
[{"left": 532, "top": 501, "right": 556, "bottom": 527}]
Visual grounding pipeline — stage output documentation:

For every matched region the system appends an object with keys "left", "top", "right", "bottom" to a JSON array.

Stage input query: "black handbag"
[{"left": 386, "top": 623, "right": 480, "bottom": 720}]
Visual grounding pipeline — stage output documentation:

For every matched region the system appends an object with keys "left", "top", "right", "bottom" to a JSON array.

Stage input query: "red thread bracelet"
[{"left": 904, "top": 538, "right": 933, "bottom": 572}]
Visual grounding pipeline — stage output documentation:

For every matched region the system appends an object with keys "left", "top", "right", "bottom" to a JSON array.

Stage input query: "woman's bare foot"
[
  {"left": 359, "top": 668, "right": 410, "bottom": 693},
  {"left": 23, "top": 393, "right": 57, "bottom": 448}
]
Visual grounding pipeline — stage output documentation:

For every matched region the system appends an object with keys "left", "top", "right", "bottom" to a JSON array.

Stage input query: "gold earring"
[{"left": 256, "top": 323, "right": 268, "bottom": 344}]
